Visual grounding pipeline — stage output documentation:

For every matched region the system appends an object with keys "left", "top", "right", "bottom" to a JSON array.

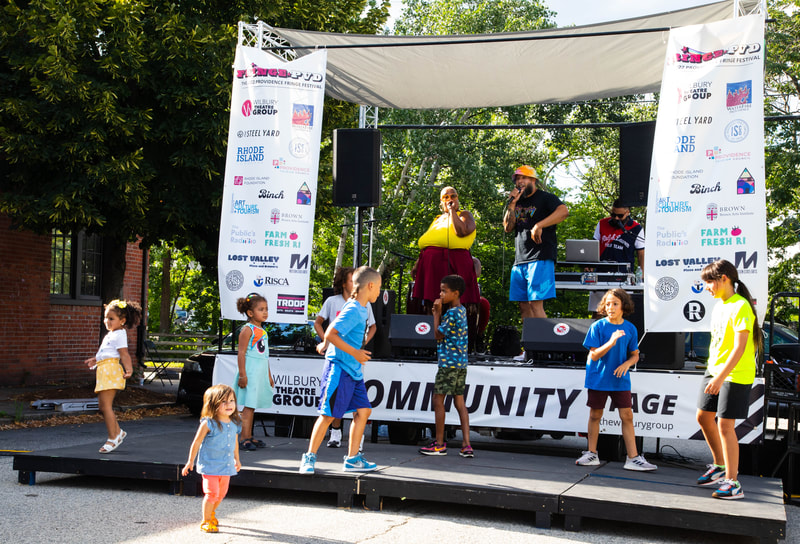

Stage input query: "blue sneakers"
[
  {"left": 713, "top": 479, "right": 744, "bottom": 500},
  {"left": 299, "top": 452, "right": 316, "bottom": 474},
  {"left": 342, "top": 452, "right": 378, "bottom": 472},
  {"left": 697, "top": 464, "right": 726, "bottom": 486}
]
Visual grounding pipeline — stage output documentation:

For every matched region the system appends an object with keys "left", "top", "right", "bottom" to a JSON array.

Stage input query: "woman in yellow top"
[
  {"left": 695, "top": 259, "right": 762, "bottom": 500},
  {"left": 412, "top": 187, "right": 480, "bottom": 349}
]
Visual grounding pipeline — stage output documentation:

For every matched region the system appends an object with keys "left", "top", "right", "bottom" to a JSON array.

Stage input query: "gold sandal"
[{"left": 200, "top": 520, "right": 218, "bottom": 533}]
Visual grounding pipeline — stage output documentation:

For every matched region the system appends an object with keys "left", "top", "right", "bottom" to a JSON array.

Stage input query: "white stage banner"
[
  {"left": 217, "top": 47, "right": 327, "bottom": 323},
  {"left": 212, "top": 355, "right": 764, "bottom": 442},
  {"left": 644, "top": 14, "right": 766, "bottom": 331}
]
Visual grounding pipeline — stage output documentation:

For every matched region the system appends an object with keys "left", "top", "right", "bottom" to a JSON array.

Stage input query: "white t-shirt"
[
  {"left": 319, "top": 294, "right": 376, "bottom": 329},
  {"left": 95, "top": 329, "right": 128, "bottom": 361}
]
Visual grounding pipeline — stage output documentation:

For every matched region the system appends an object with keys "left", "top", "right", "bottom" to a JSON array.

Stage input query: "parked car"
[
  {"left": 685, "top": 321, "right": 799, "bottom": 362},
  {"left": 177, "top": 321, "right": 319, "bottom": 416}
]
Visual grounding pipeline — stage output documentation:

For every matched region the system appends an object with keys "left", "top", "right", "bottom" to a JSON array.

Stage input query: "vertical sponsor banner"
[
  {"left": 218, "top": 47, "right": 327, "bottom": 323},
  {"left": 645, "top": 15, "right": 766, "bottom": 332}
]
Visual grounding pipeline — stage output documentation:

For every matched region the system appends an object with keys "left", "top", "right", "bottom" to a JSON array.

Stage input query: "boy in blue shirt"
[
  {"left": 419, "top": 275, "right": 473, "bottom": 458},
  {"left": 300, "top": 266, "right": 382, "bottom": 474},
  {"left": 576, "top": 288, "right": 656, "bottom": 471}
]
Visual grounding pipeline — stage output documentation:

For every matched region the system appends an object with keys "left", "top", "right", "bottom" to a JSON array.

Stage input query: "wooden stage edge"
[{"left": 12, "top": 433, "right": 787, "bottom": 542}]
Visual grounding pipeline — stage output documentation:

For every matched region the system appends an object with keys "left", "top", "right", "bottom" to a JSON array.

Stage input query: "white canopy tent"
[{"left": 265, "top": 0, "right": 762, "bottom": 109}]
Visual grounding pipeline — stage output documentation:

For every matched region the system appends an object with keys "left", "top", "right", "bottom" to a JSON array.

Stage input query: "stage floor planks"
[{"left": 12, "top": 434, "right": 786, "bottom": 541}]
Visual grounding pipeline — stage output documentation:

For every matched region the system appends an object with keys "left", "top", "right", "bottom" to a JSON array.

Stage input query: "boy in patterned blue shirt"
[{"left": 419, "top": 275, "right": 473, "bottom": 458}]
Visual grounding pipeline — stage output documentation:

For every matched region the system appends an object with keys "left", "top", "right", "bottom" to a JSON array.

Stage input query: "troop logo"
[
  {"left": 553, "top": 323, "right": 571, "bottom": 336},
  {"left": 237, "top": 145, "right": 265, "bottom": 163},
  {"left": 655, "top": 196, "right": 692, "bottom": 214},
  {"left": 677, "top": 81, "right": 711, "bottom": 104},
  {"left": 258, "top": 189, "right": 284, "bottom": 200},
  {"left": 655, "top": 228, "right": 689, "bottom": 247},
  {"left": 705, "top": 146, "right": 751, "bottom": 163},
  {"left": 289, "top": 137, "right": 310, "bottom": 158},
  {"left": 683, "top": 300, "right": 706, "bottom": 323},
  {"left": 292, "top": 104, "right": 314, "bottom": 129},
  {"left": 253, "top": 276, "right": 290, "bottom": 287},
  {"left": 296, "top": 182, "right": 312, "bottom": 205},
  {"left": 724, "top": 119, "right": 749, "bottom": 143},
  {"left": 734, "top": 250, "right": 758, "bottom": 274},
  {"left": 655, "top": 277, "right": 679, "bottom": 301},
  {"left": 691, "top": 280, "right": 705, "bottom": 294},
  {"left": 236, "top": 63, "right": 323, "bottom": 83},
  {"left": 415, "top": 322, "right": 431, "bottom": 335},
  {"left": 289, "top": 253, "right": 310, "bottom": 274},
  {"left": 737, "top": 168, "right": 755, "bottom": 194},
  {"left": 674, "top": 135, "right": 696, "bottom": 153},
  {"left": 701, "top": 226, "right": 746, "bottom": 247},
  {"left": 230, "top": 194, "right": 259, "bottom": 215},
  {"left": 236, "top": 129, "right": 280, "bottom": 139},
  {"left": 241, "top": 99, "right": 277, "bottom": 117},
  {"left": 225, "top": 270, "right": 244, "bottom": 292},
  {"left": 265, "top": 229, "right": 301, "bottom": 249},
  {"left": 726, "top": 81, "right": 751, "bottom": 112},
  {"left": 276, "top": 294, "right": 305, "bottom": 315},
  {"left": 230, "top": 225, "right": 257, "bottom": 245}
]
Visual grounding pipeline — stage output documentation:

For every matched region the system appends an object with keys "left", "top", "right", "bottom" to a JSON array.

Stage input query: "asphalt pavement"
[{"left": 0, "top": 412, "right": 797, "bottom": 544}]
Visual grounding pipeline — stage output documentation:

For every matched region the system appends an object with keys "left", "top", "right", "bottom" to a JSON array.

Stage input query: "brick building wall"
[{"left": 0, "top": 215, "right": 147, "bottom": 385}]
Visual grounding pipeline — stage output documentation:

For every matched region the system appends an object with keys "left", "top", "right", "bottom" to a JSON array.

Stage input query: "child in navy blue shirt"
[
  {"left": 576, "top": 288, "right": 656, "bottom": 471},
  {"left": 300, "top": 266, "right": 382, "bottom": 474},
  {"left": 419, "top": 275, "right": 473, "bottom": 458}
]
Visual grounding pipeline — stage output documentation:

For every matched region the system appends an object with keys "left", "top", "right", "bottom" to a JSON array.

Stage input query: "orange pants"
[{"left": 201, "top": 475, "right": 230, "bottom": 502}]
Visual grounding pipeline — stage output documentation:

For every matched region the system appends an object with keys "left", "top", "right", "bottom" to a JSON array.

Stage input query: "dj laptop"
[{"left": 565, "top": 239, "right": 600, "bottom": 262}]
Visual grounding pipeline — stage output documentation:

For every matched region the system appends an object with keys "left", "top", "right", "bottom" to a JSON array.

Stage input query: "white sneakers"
[
  {"left": 623, "top": 454, "right": 657, "bottom": 471},
  {"left": 576, "top": 450, "right": 600, "bottom": 466},
  {"left": 327, "top": 427, "right": 342, "bottom": 448}
]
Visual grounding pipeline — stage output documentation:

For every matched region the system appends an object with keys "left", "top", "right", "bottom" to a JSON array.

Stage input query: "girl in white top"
[{"left": 84, "top": 299, "right": 142, "bottom": 453}]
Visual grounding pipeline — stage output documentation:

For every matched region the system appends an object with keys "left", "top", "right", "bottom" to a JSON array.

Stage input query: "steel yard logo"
[
  {"left": 292, "top": 104, "right": 314, "bottom": 128},
  {"left": 230, "top": 225, "right": 257, "bottom": 245},
  {"left": 655, "top": 196, "right": 692, "bottom": 214},
  {"left": 705, "top": 146, "right": 751, "bottom": 163},
  {"left": 655, "top": 228, "right": 689, "bottom": 247},
  {"left": 701, "top": 226, "right": 746, "bottom": 247},
  {"left": 241, "top": 99, "right": 278, "bottom": 117},
  {"left": 737, "top": 168, "right": 756, "bottom": 194},
  {"left": 265, "top": 230, "right": 301, "bottom": 249},
  {"left": 230, "top": 194, "right": 259, "bottom": 215},
  {"left": 296, "top": 182, "right": 312, "bottom": 205},
  {"left": 675, "top": 115, "right": 712, "bottom": 126},
  {"left": 237, "top": 129, "right": 280, "bottom": 139},
  {"left": 726, "top": 81, "right": 752, "bottom": 112},
  {"left": 236, "top": 63, "right": 324, "bottom": 83},
  {"left": 237, "top": 145, "right": 265, "bottom": 163},
  {"left": 677, "top": 81, "right": 711, "bottom": 104},
  {"left": 724, "top": 119, "right": 749, "bottom": 143},
  {"left": 289, "top": 253, "right": 310, "bottom": 274},
  {"left": 674, "top": 43, "right": 762, "bottom": 67},
  {"left": 674, "top": 135, "right": 696, "bottom": 153},
  {"left": 277, "top": 294, "right": 305, "bottom": 315}
]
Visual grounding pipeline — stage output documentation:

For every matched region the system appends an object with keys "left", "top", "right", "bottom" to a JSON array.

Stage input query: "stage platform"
[{"left": 12, "top": 434, "right": 786, "bottom": 542}]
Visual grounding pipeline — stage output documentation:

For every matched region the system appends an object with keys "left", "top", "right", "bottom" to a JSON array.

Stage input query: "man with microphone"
[{"left": 503, "top": 165, "right": 569, "bottom": 320}]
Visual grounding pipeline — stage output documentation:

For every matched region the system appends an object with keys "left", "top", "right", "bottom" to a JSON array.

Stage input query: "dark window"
[{"left": 50, "top": 229, "right": 103, "bottom": 301}]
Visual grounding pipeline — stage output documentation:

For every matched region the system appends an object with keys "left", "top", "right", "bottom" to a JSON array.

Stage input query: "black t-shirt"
[{"left": 512, "top": 189, "right": 564, "bottom": 265}]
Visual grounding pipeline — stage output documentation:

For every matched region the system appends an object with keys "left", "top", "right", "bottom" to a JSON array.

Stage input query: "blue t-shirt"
[
  {"left": 437, "top": 305, "right": 468, "bottom": 368},
  {"left": 582, "top": 318, "right": 639, "bottom": 391},
  {"left": 197, "top": 417, "right": 242, "bottom": 476},
  {"left": 325, "top": 299, "right": 369, "bottom": 380}
]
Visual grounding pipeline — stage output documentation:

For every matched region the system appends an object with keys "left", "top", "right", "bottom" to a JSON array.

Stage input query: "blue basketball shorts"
[
  {"left": 318, "top": 361, "right": 371, "bottom": 418},
  {"left": 509, "top": 260, "right": 556, "bottom": 302}
]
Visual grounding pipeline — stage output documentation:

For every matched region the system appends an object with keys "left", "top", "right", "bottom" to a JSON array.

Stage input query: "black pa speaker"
[
  {"left": 619, "top": 121, "right": 655, "bottom": 207},
  {"left": 333, "top": 129, "right": 382, "bottom": 207},
  {"left": 320, "top": 287, "right": 394, "bottom": 359},
  {"left": 521, "top": 318, "right": 592, "bottom": 354},
  {"left": 628, "top": 293, "right": 685, "bottom": 370},
  {"left": 389, "top": 315, "right": 436, "bottom": 349}
]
